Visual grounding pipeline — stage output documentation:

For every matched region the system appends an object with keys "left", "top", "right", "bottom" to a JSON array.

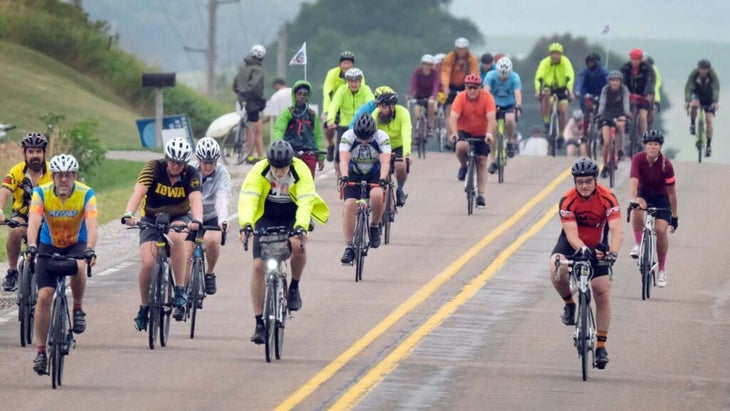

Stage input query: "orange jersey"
[
  {"left": 558, "top": 185, "right": 620, "bottom": 248},
  {"left": 450, "top": 90, "right": 496, "bottom": 137},
  {"left": 440, "top": 52, "right": 479, "bottom": 91}
]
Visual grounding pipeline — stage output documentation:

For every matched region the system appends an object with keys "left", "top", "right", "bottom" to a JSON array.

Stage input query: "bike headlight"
[{"left": 266, "top": 259, "right": 278, "bottom": 271}]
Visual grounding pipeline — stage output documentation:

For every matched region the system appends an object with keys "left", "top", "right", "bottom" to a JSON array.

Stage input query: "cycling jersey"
[
  {"left": 558, "top": 184, "right": 620, "bottom": 248},
  {"left": 684, "top": 68, "right": 720, "bottom": 104},
  {"left": 195, "top": 163, "right": 231, "bottom": 223},
  {"left": 597, "top": 85, "right": 631, "bottom": 119},
  {"left": 30, "top": 182, "right": 97, "bottom": 248},
  {"left": 483, "top": 71, "right": 522, "bottom": 107},
  {"left": 620, "top": 61, "right": 654, "bottom": 97},
  {"left": 326, "top": 85, "right": 374, "bottom": 127},
  {"left": 137, "top": 159, "right": 202, "bottom": 218},
  {"left": 450, "top": 89, "right": 497, "bottom": 137},
  {"left": 339, "top": 129, "right": 391, "bottom": 177},
  {"left": 534, "top": 56, "right": 575, "bottom": 92},
  {"left": 322, "top": 67, "right": 367, "bottom": 114},
  {"left": 372, "top": 105, "right": 412, "bottom": 154},
  {"left": 440, "top": 51, "right": 480, "bottom": 91},
  {"left": 409, "top": 68, "right": 440, "bottom": 100},
  {"left": 2, "top": 161, "right": 51, "bottom": 216},
  {"left": 575, "top": 64, "right": 608, "bottom": 101},
  {"left": 238, "top": 157, "right": 329, "bottom": 230},
  {"left": 630, "top": 152, "right": 675, "bottom": 198}
]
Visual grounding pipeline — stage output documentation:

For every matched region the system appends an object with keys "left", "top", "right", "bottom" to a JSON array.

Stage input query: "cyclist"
[
  {"left": 408, "top": 54, "right": 440, "bottom": 133},
  {"left": 233, "top": 44, "right": 267, "bottom": 163},
  {"left": 441, "top": 37, "right": 480, "bottom": 141},
  {"left": 479, "top": 53, "right": 495, "bottom": 82},
  {"left": 596, "top": 70, "right": 631, "bottom": 178},
  {"left": 26, "top": 154, "right": 97, "bottom": 375},
  {"left": 574, "top": 52, "right": 608, "bottom": 134},
  {"left": 434, "top": 53, "right": 447, "bottom": 108},
  {"left": 322, "top": 51, "right": 366, "bottom": 162},
  {"left": 534, "top": 42, "right": 575, "bottom": 150},
  {"left": 620, "top": 48, "right": 655, "bottom": 153},
  {"left": 238, "top": 140, "right": 329, "bottom": 344},
  {"left": 372, "top": 91, "right": 412, "bottom": 207},
  {"left": 684, "top": 59, "right": 720, "bottom": 157},
  {"left": 193, "top": 137, "right": 231, "bottom": 295},
  {"left": 122, "top": 137, "right": 204, "bottom": 329},
  {"left": 449, "top": 74, "right": 497, "bottom": 208},
  {"left": 0, "top": 132, "right": 52, "bottom": 291},
  {"left": 326, "top": 68, "right": 374, "bottom": 176},
  {"left": 483, "top": 56, "right": 522, "bottom": 169},
  {"left": 338, "top": 114, "right": 391, "bottom": 264},
  {"left": 273, "top": 80, "right": 324, "bottom": 177},
  {"left": 550, "top": 158, "right": 621, "bottom": 370},
  {"left": 563, "top": 110, "right": 586, "bottom": 157},
  {"left": 350, "top": 86, "right": 395, "bottom": 129},
  {"left": 628, "top": 130, "right": 678, "bottom": 287},
  {"left": 643, "top": 55, "right": 662, "bottom": 129}
]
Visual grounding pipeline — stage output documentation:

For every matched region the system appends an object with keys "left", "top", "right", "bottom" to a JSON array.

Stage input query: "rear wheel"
[{"left": 264, "top": 278, "right": 276, "bottom": 362}]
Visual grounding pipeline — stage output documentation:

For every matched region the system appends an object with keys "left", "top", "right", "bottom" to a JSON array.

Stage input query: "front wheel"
[
  {"left": 49, "top": 296, "right": 65, "bottom": 389},
  {"left": 465, "top": 157, "right": 476, "bottom": 215},
  {"left": 497, "top": 132, "right": 505, "bottom": 184},
  {"left": 147, "top": 264, "right": 160, "bottom": 350},
  {"left": 159, "top": 266, "right": 173, "bottom": 347},
  {"left": 264, "top": 278, "right": 276, "bottom": 362},
  {"left": 579, "top": 292, "right": 590, "bottom": 381},
  {"left": 275, "top": 278, "right": 287, "bottom": 360},
  {"left": 383, "top": 186, "right": 394, "bottom": 245},
  {"left": 640, "top": 229, "right": 653, "bottom": 300},
  {"left": 697, "top": 118, "right": 705, "bottom": 164},
  {"left": 188, "top": 259, "right": 203, "bottom": 339}
]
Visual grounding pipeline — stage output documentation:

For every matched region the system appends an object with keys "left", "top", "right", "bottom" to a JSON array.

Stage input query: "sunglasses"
[{"left": 465, "top": 85, "right": 480, "bottom": 90}]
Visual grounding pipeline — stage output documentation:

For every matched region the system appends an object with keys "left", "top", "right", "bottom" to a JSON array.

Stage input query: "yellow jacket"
[
  {"left": 238, "top": 157, "right": 329, "bottom": 229},
  {"left": 372, "top": 105, "right": 412, "bottom": 154},
  {"left": 322, "top": 66, "right": 367, "bottom": 114}
]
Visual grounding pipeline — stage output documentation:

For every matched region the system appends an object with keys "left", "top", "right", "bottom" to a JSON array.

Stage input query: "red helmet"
[
  {"left": 464, "top": 74, "right": 481, "bottom": 85},
  {"left": 629, "top": 48, "right": 643, "bottom": 60}
]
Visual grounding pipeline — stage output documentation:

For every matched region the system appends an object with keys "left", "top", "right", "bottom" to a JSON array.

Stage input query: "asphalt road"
[{"left": 0, "top": 152, "right": 727, "bottom": 410}]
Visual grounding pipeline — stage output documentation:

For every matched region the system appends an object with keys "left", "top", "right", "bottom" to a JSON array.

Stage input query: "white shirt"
[{"left": 521, "top": 137, "right": 549, "bottom": 156}]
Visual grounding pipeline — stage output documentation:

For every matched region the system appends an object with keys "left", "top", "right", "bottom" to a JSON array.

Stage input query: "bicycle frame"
[
  {"left": 628, "top": 206, "right": 669, "bottom": 300},
  {"left": 464, "top": 138, "right": 480, "bottom": 215},
  {"left": 383, "top": 156, "right": 402, "bottom": 245},
  {"left": 696, "top": 107, "right": 706, "bottom": 164},
  {"left": 495, "top": 109, "right": 511, "bottom": 184}
]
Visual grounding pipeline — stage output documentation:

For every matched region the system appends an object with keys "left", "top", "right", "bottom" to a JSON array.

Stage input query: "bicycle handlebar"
[
  {"left": 241, "top": 226, "right": 305, "bottom": 253},
  {"left": 626, "top": 205, "right": 672, "bottom": 222},
  {"left": 0, "top": 220, "right": 28, "bottom": 228},
  {"left": 33, "top": 253, "right": 93, "bottom": 278}
]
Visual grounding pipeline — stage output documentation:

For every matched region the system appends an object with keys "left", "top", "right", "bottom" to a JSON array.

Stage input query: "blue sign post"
[{"left": 135, "top": 114, "right": 194, "bottom": 148}]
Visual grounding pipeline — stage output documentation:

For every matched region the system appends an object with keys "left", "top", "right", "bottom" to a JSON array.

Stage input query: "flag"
[
  {"left": 289, "top": 42, "right": 307, "bottom": 65},
  {"left": 602, "top": 24, "right": 610, "bottom": 35}
]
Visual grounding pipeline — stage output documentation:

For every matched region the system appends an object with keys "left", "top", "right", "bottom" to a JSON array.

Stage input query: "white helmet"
[
  {"left": 420, "top": 54, "right": 435, "bottom": 64},
  {"left": 572, "top": 109, "right": 584, "bottom": 120},
  {"left": 249, "top": 44, "right": 266, "bottom": 59},
  {"left": 454, "top": 37, "right": 470, "bottom": 48},
  {"left": 434, "top": 53, "right": 446, "bottom": 64},
  {"left": 165, "top": 137, "right": 192, "bottom": 163},
  {"left": 496, "top": 56, "right": 513, "bottom": 77},
  {"left": 195, "top": 136, "right": 221, "bottom": 162},
  {"left": 49, "top": 154, "right": 79, "bottom": 173},
  {"left": 344, "top": 67, "right": 363, "bottom": 80}
]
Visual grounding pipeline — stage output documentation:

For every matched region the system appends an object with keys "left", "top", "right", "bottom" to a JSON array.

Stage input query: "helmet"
[
  {"left": 344, "top": 67, "right": 363, "bottom": 81},
  {"left": 49, "top": 154, "right": 79, "bottom": 173},
  {"left": 481, "top": 53, "right": 494, "bottom": 65},
  {"left": 374, "top": 86, "right": 394, "bottom": 99},
  {"left": 339, "top": 50, "right": 355, "bottom": 63},
  {"left": 464, "top": 74, "right": 482, "bottom": 85},
  {"left": 572, "top": 109, "right": 584, "bottom": 120},
  {"left": 21, "top": 132, "right": 48, "bottom": 149},
  {"left": 571, "top": 158, "right": 599, "bottom": 177},
  {"left": 266, "top": 140, "right": 294, "bottom": 167},
  {"left": 642, "top": 129, "right": 665, "bottom": 145},
  {"left": 195, "top": 136, "right": 221, "bottom": 162},
  {"left": 249, "top": 44, "right": 266, "bottom": 59},
  {"left": 608, "top": 70, "right": 623, "bottom": 81},
  {"left": 548, "top": 42, "right": 563, "bottom": 54},
  {"left": 698, "top": 59, "right": 711, "bottom": 69},
  {"left": 643, "top": 54, "right": 654, "bottom": 66},
  {"left": 164, "top": 137, "right": 193, "bottom": 163},
  {"left": 629, "top": 48, "right": 643, "bottom": 60},
  {"left": 433, "top": 53, "right": 446, "bottom": 64},
  {"left": 585, "top": 52, "right": 601, "bottom": 63},
  {"left": 496, "top": 56, "right": 513, "bottom": 77},
  {"left": 421, "top": 54, "right": 435, "bottom": 64},
  {"left": 353, "top": 113, "right": 377, "bottom": 139},
  {"left": 454, "top": 37, "right": 470, "bottom": 48},
  {"left": 376, "top": 92, "right": 398, "bottom": 105}
]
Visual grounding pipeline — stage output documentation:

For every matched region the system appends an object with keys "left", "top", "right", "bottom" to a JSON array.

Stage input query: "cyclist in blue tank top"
[{"left": 483, "top": 57, "right": 522, "bottom": 167}]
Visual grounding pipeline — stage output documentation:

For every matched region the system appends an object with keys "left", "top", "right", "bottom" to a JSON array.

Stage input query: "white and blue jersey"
[{"left": 482, "top": 71, "right": 522, "bottom": 108}]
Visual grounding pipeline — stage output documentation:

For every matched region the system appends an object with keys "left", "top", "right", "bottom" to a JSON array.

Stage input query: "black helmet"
[
  {"left": 643, "top": 54, "right": 654, "bottom": 66},
  {"left": 339, "top": 51, "right": 355, "bottom": 63},
  {"left": 571, "top": 158, "right": 599, "bottom": 177},
  {"left": 698, "top": 59, "right": 711, "bottom": 69},
  {"left": 585, "top": 51, "right": 601, "bottom": 63},
  {"left": 353, "top": 113, "right": 377, "bottom": 139},
  {"left": 21, "top": 132, "right": 48, "bottom": 149},
  {"left": 642, "top": 129, "right": 665, "bottom": 145},
  {"left": 376, "top": 92, "right": 398, "bottom": 106},
  {"left": 480, "top": 53, "right": 494, "bottom": 64},
  {"left": 266, "top": 140, "right": 294, "bottom": 167}
]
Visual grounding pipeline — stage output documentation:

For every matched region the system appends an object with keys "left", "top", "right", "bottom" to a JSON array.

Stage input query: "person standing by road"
[{"left": 233, "top": 44, "right": 267, "bottom": 164}]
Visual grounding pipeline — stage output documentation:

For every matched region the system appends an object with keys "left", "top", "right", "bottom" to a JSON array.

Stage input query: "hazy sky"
[{"left": 450, "top": 0, "right": 729, "bottom": 43}]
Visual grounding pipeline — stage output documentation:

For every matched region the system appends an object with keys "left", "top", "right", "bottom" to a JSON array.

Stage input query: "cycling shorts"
[
  {"left": 139, "top": 215, "right": 194, "bottom": 244},
  {"left": 545, "top": 87, "right": 569, "bottom": 102},
  {"left": 457, "top": 131, "right": 491, "bottom": 157},
  {"left": 635, "top": 193, "right": 671, "bottom": 223},
  {"left": 246, "top": 109, "right": 261, "bottom": 122},
  {"left": 496, "top": 105, "right": 516, "bottom": 120},
  {"left": 35, "top": 242, "right": 86, "bottom": 289},
  {"left": 551, "top": 233, "right": 609, "bottom": 278},
  {"left": 690, "top": 94, "right": 716, "bottom": 114},
  {"left": 343, "top": 173, "right": 380, "bottom": 201},
  {"left": 629, "top": 94, "right": 651, "bottom": 111}
]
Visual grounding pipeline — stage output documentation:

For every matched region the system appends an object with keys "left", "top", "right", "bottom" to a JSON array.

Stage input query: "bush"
[{"left": 41, "top": 112, "right": 106, "bottom": 178}]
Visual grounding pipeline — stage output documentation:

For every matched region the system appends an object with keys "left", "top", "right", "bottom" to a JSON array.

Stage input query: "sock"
[
  {"left": 634, "top": 231, "right": 642, "bottom": 245},
  {"left": 397, "top": 183, "right": 404, "bottom": 191},
  {"left": 691, "top": 119, "right": 696, "bottom": 126},
  {"left": 73, "top": 303, "right": 82, "bottom": 311},
  {"left": 658, "top": 253, "right": 667, "bottom": 271},
  {"left": 255, "top": 315, "right": 263, "bottom": 326},
  {"left": 290, "top": 279, "right": 299, "bottom": 290},
  {"left": 562, "top": 293, "right": 575, "bottom": 306},
  {"left": 597, "top": 330, "right": 608, "bottom": 349},
  {"left": 707, "top": 138, "right": 712, "bottom": 147},
  {"left": 37, "top": 345, "right": 46, "bottom": 354},
  {"left": 205, "top": 272, "right": 215, "bottom": 277}
]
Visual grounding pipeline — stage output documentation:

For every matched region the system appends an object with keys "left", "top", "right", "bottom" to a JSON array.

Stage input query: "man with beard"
[{"left": 0, "top": 132, "right": 52, "bottom": 291}]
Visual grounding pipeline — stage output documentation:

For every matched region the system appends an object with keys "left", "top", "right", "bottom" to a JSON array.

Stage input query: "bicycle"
[
  {"left": 627, "top": 99, "right": 643, "bottom": 158},
  {"left": 409, "top": 99, "right": 430, "bottom": 159},
  {"left": 1, "top": 220, "right": 34, "bottom": 347},
  {"left": 32, "top": 252, "right": 92, "bottom": 389},
  {"left": 627, "top": 206, "right": 670, "bottom": 300},
  {"left": 243, "top": 226, "right": 304, "bottom": 362},
  {"left": 494, "top": 108, "right": 513, "bottom": 184},
  {"left": 692, "top": 106, "right": 706, "bottom": 163},
  {"left": 583, "top": 94, "right": 600, "bottom": 161},
  {"left": 603, "top": 118, "right": 620, "bottom": 189},
  {"left": 538, "top": 80, "right": 567, "bottom": 157},
  {"left": 434, "top": 104, "right": 446, "bottom": 152},
  {"left": 555, "top": 254, "right": 613, "bottom": 381},
  {"left": 382, "top": 155, "right": 405, "bottom": 245},
  {"left": 186, "top": 224, "right": 224, "bottom": 339},
  {"left": 342, "top": 181, "right": 380, "bottom": 282},
  {"left": 221, "top": 101, "right": 253, "bottom": 165},
  {"left": 462, "top": 136, "right": 483, "bottom": 215}
]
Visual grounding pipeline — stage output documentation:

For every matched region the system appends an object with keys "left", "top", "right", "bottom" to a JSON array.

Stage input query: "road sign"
[{"left": 136, "top": 114, "right": 194, "bottom": 148}]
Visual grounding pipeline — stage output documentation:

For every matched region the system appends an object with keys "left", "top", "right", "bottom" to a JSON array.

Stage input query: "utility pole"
[{"left": 186, "top": 0, "right": 237, "bottom": 96}]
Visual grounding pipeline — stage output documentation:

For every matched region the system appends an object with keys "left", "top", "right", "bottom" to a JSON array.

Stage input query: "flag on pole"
[
  {"left": 289, "top": 42, "right": 307, "bottom": 65},
  {"left": 602, "top": 24, "right": 611, "bottom": 35}
]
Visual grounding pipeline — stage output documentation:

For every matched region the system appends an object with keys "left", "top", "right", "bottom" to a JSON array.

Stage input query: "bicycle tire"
[
  {"left": 608, "top": 139, "right": 616, "bottom": 189},
  {"left": 50, "top": 295, "right": 64, "bottom": 389},
  {"left": 160, "top": 267, "right": 173, "bottom": 347},
  {"left": 19, "top": 258, "right": 32, "bottom": 347},
  {"left": 189, "top": 259, "right": 203, "bottom": 339},
  {"left": 579, "top": 292, "right": 589, "bottom": 381},
  {"left": 354, "top": 211, "right": 367, "bottom": 282},
  {"left": 147, "top": 263, "right": 160, "bottom": 350},
  {"left": 641, "top": 228, "right": 653, "bottom": 300},
  {"left": 697, "top": 116, "right": 705, "bottom": 164},
  {"left": 418, "top": 113, "right": 428, "bottom": 159},
  {"left": 436, "top": 112, "right": 445, "bottom": 152},
  {"left": 497, "top": 132, "right": 505, "bottom": 184},
  {"left": 466, "top": 156, "right": 476, "bottom": 215},
  {"left": 383, "top": 187, "right": 393, "bottom": 245},
  {"left": 550, "top": 110, "right": 559, "bottom": 157},
  {"left": 275, "top": 277, "right": 287, "bottom": 360},
  {"left": 264, "top": 277, "right": 276, "bottom": 362}
]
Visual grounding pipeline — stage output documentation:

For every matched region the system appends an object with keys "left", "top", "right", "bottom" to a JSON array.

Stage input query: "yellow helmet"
[
  {"left": 548, "top": 42, "right": 564, "bottom": 54},
  {"left": 374, "top": 86, "right": 394, "bottom": 99}
]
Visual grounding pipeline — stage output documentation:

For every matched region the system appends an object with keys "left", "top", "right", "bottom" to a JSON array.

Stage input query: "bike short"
[
  {"left": 246, "top": 109, "right": 261, "bottom": 122},
  {"left": 546, "top": 87, "right": 569, "bottom": 102},
  {"left": 629, "top": 94, "right": 651, "bottom": 111},
  {"left": 252, "top": 216, "right": 295, "bottom": 259},
  {"left": 343, "top": 173, "right": 379, "bottom": 201},
  {"left": 35, "top": 242, "right": 86, "bottom": 289},
  {"left": 496, "top": 105, "right": 516, "bottom": 120},
  {"left": 334, "top": 126, "right": 349, "bottom": 163},
  {"left": 10, "top": 211, "right": 28, "bottom": 222},
  {"left": 691, "top": 94, "right": 716, "bottom": 114},
  {"left": 551, "top": 233, "right": 610, "bottom": 278},
  {"left": 600, "top": 113, "right": 626, "bottom": 128},
  {"left": 413, "top": 98, "right": 432, "bottom": 107},
  {"left": 457, "top": 131, "right": 491, "bottom": 157},
  {"left": 445, "top": 85, "right": 465, "bottom": 105},
  {"left": 565, "top": 137, "right": 584, "bottom": 147},
  {"left": 138, "top": 214, "right": 194, "bottom": 244},
  {"left": 636, "top": 193, "right": 671, "bottom": 222}
]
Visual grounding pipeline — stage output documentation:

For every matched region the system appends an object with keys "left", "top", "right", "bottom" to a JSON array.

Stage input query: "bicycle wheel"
[
  {"left": 147, "top": 264, "right": 160, "bottom": 350},
  {"left": 578, "top": 292, "right": 589, "bottom": 381},
  {"left": 354, "top": 212, "right": 367, "bottom": 282},
  {"left": 19, "top": 259, "right": 33, "bottom": 347},
  {"left": 608, "top": 139, "right": 616, "bottom": 189},
  {"left": 550, "top": 111, "right": 559, "bottom": 157},
  {"left": 383, "top": 185, "right": 394, "bottom": 245},
  {"left": 236, "top": 123, "right": 249, "bottom": 165},
  {"left": 264, "top": 277, "right": 276, "bottom": 362},
  {"left": 160, "top": 267, "right": 173, "bottom": 347},
  {"left": 466, "top": 157, "right": 476, "bottom": 215},
  {"left": 49, "top": 295, "right": 65, "bottom": 389},
  {"left": 275, "top": 277, "right": 287, "bottom": 360},
  {"left": 189, "top": 259, "right": 203, "bottom": 339},
  {"left": 419, "top": 114, "right": 429, "bottom": 159},
  {"left": 641, "top": 228, "right": 653, "bottom": 300},
  {"left": 497, "top": 132, "right": 505, "bottom": 184},
  {"left": 697, "top": 117, "right": 705, "bottom": 164},
  {"left": 436, "top": 112, "right": 445, "bottom": 152}
]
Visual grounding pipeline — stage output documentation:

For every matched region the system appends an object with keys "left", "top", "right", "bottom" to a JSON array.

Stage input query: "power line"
[
  {"left": 157, "top": 0, "right": 199, "bottom": 69},
  {"left": 191, "top": 0, "right": 206, "bottom": 35}
]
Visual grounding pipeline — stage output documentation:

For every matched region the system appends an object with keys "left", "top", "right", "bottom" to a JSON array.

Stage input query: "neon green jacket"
[
  {"left": 322, "top": 66, "right": 367, "bottom": 114},
  {"left": 273, "top": 80, "right": 325, "bottom": 161},
  {"left": 372, "top": 105, "right": 412, "bottom": 154},
  {"left": 534, "top": 56, "right": 575, "bottom": 92},
  {"left": 652, "top": 65, "right": 662, "bottom": 103},
  {"left": 237, "top": 158, "right": 329, "bottom": 230},
  {"left": 327, "top": 84, "right": 374, "bottom": 127}
]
